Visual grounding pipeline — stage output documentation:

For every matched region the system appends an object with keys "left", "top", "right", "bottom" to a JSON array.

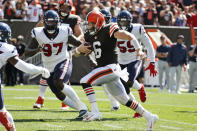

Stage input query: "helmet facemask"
[
  {"left": 59, "top": 4, "right": 71, "bottom": 17},
  {"left": 44, "top": 17, "right": 59, "bottom": 34},
  {"left": 118, "top": 18, "right": 130, "bottom": 30},
  {"left": 87, "top": 22, "right": 97, "bottom": 35}
]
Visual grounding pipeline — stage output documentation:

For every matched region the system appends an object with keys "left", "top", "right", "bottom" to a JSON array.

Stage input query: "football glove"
[
  {"left": 41, "top": 68, "right": 50, "bottom": 78},
  {"left": 145, "top": 62, "right": 157, "bottom": 77}
]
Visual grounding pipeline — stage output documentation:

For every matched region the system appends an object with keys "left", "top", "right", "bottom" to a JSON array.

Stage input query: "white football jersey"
[
  {"left": 31, "top": 26, "right": 72, "bottom": 72},
  {"left": 117, "top": 24, "right": 155, "bottom": 65},
  {"left": 0, "top": 42, "right": 18, "bottom": 69}
]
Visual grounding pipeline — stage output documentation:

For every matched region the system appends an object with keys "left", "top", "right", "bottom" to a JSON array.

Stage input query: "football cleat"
[
  {"left": 111, "top": 106, "right": 120, "bottom": 111},
  {"left": 138, "top": 84, "right": 146, "bottom": 102},
  {"left": 61, "top": 102, "right": 69, "bottom": 110},
  {"left": 133, "top": 112, "right": 142, "bottom": 118},
  {"left": 0, "top": 112, "right": 16, "bottom": 131},
  {"left": 83, "top": 112, "right": 102, "bottom": 121},
  {"left": 33, "top": 96, "right": 44, "bottom": 109},
  {"left": 75, "top": 110, "right": 89, "bottom": 120},
  {"left": 146, "top": 114, "right": 159, "bottom": 131}
]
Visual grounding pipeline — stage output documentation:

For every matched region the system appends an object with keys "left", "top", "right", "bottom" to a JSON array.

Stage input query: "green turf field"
[{"left": 0, "top": 85, "right": 197, "bottom": 131}]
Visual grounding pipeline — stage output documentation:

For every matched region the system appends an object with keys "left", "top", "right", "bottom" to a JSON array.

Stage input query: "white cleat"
[
  {"left": 33, "top": 103, "right": 42, "bottom": 109},
  {"left": 146, "top": 114, "right": 159, "bottom": 131},
  {"left": 83, "top": 112, "right": 102, "bottom": 121}
]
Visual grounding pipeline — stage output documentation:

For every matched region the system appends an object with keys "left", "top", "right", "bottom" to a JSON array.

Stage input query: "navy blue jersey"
[
  {"left": 167, "top": 43, "right": 188, "bottom": 66},
  {"left": 157, "top": 44, "right": 171, "bottom": 61}
]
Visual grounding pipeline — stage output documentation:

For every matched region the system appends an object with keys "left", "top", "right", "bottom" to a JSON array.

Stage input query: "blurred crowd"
[{"left": 0, "top": 0, "right": 197, "bottom": 26}]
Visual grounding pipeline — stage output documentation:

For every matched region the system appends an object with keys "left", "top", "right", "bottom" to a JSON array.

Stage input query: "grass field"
[{"left": 0, "top": 85, "right": 197, "bottom": 131}]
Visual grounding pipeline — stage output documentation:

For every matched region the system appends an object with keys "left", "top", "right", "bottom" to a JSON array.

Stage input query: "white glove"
[{"left": 41, "top": 68, "right": 50, "bottom": 78}]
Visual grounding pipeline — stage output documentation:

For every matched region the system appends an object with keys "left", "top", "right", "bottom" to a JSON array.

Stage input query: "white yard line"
[
  {"left": 103, "top": 112, "right": 197, "bottom": 127},
  {"left": 44, "top": 123, "right": 64, "bottom": 128},
  {"left": 103, "top": 124, "right": 122, "bottom": 129},
  {"left": 160, "top": 119, "right": 197, "bottom": 126}
]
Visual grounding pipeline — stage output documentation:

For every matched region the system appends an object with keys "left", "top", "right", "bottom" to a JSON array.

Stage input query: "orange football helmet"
[{"left": 86, "top": 11, "right": 105, "bottom": 35}]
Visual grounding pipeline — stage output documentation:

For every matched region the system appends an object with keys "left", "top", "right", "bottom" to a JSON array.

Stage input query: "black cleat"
[{"left": 75, "top": 110, "right": 88, "bottom": 120}]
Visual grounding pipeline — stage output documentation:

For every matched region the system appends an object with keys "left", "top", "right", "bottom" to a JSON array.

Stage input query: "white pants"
[{"left": 80, "top": 64, "right": 130, "bottom": 105}]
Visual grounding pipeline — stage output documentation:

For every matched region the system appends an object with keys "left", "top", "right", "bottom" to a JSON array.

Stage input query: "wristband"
[{"left": 75, "top": 47, "right": 81, "bottom": 54}]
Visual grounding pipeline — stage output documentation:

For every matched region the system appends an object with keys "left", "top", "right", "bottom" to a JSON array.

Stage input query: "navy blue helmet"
[
  {"left": 43, "top": 10, "right": 59, "bottom": 34},
  {"left": 100, "top": 9, "right": 111, "bottom": 24},
  {"left": 117, "top": 10, "right": 133, "bottom": 30},
  {"left": 0, "top": 22, "right": 11, "bottom": 42}
]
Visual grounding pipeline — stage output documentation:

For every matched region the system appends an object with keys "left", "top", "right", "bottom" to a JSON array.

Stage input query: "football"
[{"left": 84, "top": 42, "right": 94, "bottom": 51}]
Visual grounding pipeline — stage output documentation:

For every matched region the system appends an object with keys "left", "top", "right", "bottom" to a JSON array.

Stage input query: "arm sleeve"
[
  {"left": 14, "top": 57, "right": 43, "bottom": 75},
  {"left": 109, "top": 23, "right": 119, "bottom": 37},
  {"left": 140, "top": 26, "right": 155, "bottom": 62}
]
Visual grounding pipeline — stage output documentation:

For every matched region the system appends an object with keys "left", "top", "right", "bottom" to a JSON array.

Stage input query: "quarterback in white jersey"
[
  {"left": 0, "top": 22, "right": 50, "bottom": 131},
  {"left": 28, "top": 10, "right": 92, "bottom": 120}
]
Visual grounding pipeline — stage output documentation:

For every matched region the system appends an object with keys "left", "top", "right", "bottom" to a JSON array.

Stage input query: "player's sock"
[
  {"left": 39, "top": 85, "right": 47, "bottom": 98},
  {"left": 126, "top": 100, "right": 145, "bottom": 114},
  {"left": 61, "top": 84, "right": 87, "bottom": 111},
  {"left": 63, "top": 96, "right": 79, "bottom": 111},
  {"left": 82, "top": 83, "right": 99, "bottom": 113},
  {"left": 39, "top": 78, "right": 48, "bottom": 98},
  {"left": 133, "top": 80, "right": 141, "bottom": 90}
]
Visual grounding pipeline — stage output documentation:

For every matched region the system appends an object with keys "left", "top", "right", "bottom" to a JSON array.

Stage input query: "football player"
[
  {"left": 28, "top": 10, "right": 91, "bottom": 120},
  {"left": 104, "top": 10, "right": 157, "bottom": 118},
  {"left": 0, "top": 22, "right": 50, "bottom": 131},
  {"left": 79, "top": 11, "right": 158, "bottom": 130},
  {"left": 33, "top": 0, "right": 84, "bottom": 110}
]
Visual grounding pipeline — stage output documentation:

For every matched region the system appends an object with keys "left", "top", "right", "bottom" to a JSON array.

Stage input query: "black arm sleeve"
[{"left": 68, "top": 34, "right": 83, "bottom": 47}]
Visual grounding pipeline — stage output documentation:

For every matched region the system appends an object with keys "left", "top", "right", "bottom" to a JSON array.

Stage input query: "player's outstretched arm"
[
  {"left": 114, "top": 30, "right": 140, "bottom": 49},
  {"left": 68, "top": 35, "right": 92, "bottom": 56},
  {"left": 8, "top": 56, "right": 50, "bottom": 78}
]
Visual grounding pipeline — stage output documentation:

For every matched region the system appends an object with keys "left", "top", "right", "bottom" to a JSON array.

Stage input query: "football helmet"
[
  {"left": 59, "top": 0, "right": 72, "bottom": 17},
  {"left": 117, "top": 10, "right": 133, "bottom": 30},
  {"left": 100, "top": 9, "right": 111, "bottom": 24},
  {"left": 0, "top": 22, "right": 11, "bottom": 42},
  {"left": 86, "top": 11, "right": 105, "bottom": 35},
  {"left": 43, "top": 10, "right": 59, "bottom": 34}
]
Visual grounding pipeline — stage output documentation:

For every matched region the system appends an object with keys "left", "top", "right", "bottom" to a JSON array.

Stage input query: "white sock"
[
  {"left": 63, "top": 97, "right": 79, "bottom": 111},
  {"left": 135, "top": 103, "right": 146, "bottom": 115},
  {"left": 142, "top": 110, "right": 152, "bottom": 120},
  {"left": 61, "top": 84, "right": 87, "bottom": 111},
  {"left": 133, "top": 80, "right": 141, "bottom": 90},
  {"left": 128, "top": 93, "right": 136, "bottom": 100},
  {"left": 91, "top": 101, "right": 99, "bottom": 113},
  {"left": 39, "top": 85, "right": 48, "bottom": 98}
]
